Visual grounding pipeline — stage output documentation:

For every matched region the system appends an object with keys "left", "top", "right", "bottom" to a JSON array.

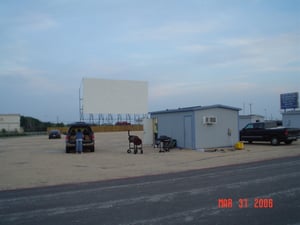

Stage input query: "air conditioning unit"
[{"left": 203, "top": 116, "right": 217, "bottom": 125}]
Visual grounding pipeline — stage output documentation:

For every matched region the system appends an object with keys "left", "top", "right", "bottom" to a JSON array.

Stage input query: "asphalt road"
[{"left": 1, "top": 156, "right": 300, "bottom": 225}]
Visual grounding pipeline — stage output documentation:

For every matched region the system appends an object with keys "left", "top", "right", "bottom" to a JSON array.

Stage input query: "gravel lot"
[{"left": 0, "top": 131, "right": 299, "bottom": 190}]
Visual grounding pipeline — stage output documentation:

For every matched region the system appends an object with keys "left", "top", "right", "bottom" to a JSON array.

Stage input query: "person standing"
[
  {"left": 76, "top": 129, "right": 83, "bottom": 154},
  {"left": 153, "top": 119, "right": 158, "bottom": 147}
]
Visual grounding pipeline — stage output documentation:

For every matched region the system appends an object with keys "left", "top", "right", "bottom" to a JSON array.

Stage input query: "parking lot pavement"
[{"left": 0, "top": 131, "right": 299, "bottom": 190}]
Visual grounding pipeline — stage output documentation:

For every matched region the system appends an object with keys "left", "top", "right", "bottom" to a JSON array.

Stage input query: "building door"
[
  {"left": 142, "top": 118, "right": 153, "bottom": 145},
  {"left": 184, "top": 115, "right": 193, "bottom": 149}
]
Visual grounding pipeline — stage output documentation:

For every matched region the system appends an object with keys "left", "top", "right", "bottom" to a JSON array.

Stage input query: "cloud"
[
  {"left": 0, "top": 65, "right": 64, "bottom": 93},
  {"left": 121, "top": 21, "right": 218, "bottom": 42},
  {"left": 8, "top": 12, "right": 59, "bottom": 32},
  {"left": 178, "top": 32, "right": 300, "bottom": 72},
  {"left": 148, "top": 79, "right": 290, "bottom": 119},
  {"left": 150, "top": 79, "right": 259, "bottom": 101},
  {"left": 221, "top": 33, "right": 300, "bottom": 70},
  {"left": 178, "top": 44, "right": 213, "bottom": 53},
  {"left": 28, "top": 14, "right": 58, "bottom": 30}
]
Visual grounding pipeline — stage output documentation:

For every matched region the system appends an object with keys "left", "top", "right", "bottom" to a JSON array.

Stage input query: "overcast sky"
[{"left": 0, "top": 0, "right": 299, "bottom": 123}]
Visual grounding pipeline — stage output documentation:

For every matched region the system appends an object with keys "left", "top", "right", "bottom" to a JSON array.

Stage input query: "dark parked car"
[
  {"left": 115, "top": 121, "right": 131, "bottom": 126},
  {"left": 240, "top": 122, "right": 299, "bottom": 145},
  {"left": 65, "top": 122, "right": 95, "bottom": 153},
  {"left": 48, "top": 130, "right": 61, "bottom": 139}
]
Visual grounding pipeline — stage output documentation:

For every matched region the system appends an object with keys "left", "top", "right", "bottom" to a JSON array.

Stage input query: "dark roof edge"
[
  {"left": 150, "top": 104, "right": 241, "bottom": 115},
  {"left": 239, "top": 114, "right": 264, "bottom": 118},
  {"left": 282, "top": 110, "right": 300, "bottom": 115}
]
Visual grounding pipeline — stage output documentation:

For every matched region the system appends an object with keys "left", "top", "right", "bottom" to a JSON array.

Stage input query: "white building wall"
[
  {"left": 154, "top": 111, "right": 194, "bottom": 148},
  {"left": 195, "top": 108, "right": 239, "bottom": 149},
  {"left": 282, "top": 111, "right": 300, "bottom": 128},
  {"left": 151, "top": 105, "right": 240, "bottom": 149},
  {"left": 0, "top": 114, "right": 22, "bottom": 132},
  {"left": 239, "top": 115, "right": 264, "bottom": 130}
]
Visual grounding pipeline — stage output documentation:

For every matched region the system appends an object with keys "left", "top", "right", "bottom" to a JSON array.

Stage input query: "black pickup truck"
[{"left": 240, "top": 122, "right": 300, "bottom": 145}]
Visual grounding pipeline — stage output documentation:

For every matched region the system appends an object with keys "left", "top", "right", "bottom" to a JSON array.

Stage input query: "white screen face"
[{"left": 83, "top": 78, "right": 148, "bottom": 114}]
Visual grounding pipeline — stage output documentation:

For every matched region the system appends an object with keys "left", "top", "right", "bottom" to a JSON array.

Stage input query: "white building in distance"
[
  {"left": 282, "top": 110, "right": 300, "bottom": 128},
  {"left": 239, "top": 114, "right": 265, "bottom": 131},
  {"left": 0, "top": 114, "right": 22, "bottom": 133}
]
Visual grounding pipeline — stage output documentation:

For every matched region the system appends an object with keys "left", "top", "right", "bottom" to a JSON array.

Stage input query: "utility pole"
[
  {"left": 249, "top": 103, "right": 253, "bottom": 115},
  {"left": 264, "top": 109, "right": 267, "bottom": 120}
]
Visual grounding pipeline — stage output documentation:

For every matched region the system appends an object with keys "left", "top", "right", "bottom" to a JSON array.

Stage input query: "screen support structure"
[{"left": 79, "top": 81, "right": 84, "bottom": 122}]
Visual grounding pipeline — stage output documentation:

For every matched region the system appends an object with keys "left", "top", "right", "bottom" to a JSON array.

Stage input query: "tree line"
[{"left": 21, "top": 116, "right": 65, "bottom": 132}]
